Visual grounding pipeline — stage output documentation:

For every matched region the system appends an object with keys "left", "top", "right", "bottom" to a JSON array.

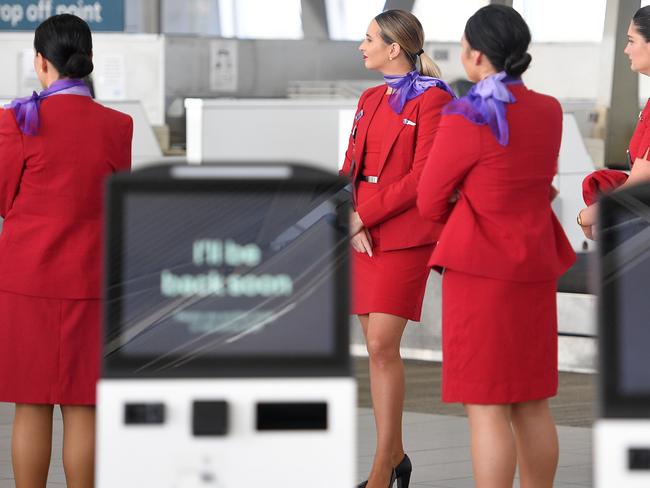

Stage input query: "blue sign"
[{"left": 0, "top": 1, "right": 124, "bottom": 31}]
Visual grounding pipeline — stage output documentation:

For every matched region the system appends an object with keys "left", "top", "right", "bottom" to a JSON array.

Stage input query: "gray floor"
[
  {"left": 0, "top": 361, "right": 594, "bottom": 487},
  {"left": 357, "top": 408, "right": 592, "bottom": 488}
]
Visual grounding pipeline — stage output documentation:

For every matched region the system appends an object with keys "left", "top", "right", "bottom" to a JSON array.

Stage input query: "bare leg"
[
  {"left": 61, "top": 405, "right": 96, "bottom": 488},
  {"left": 465, "top": 404, "right": 517, "bottom": 488},
  {"left": 362, "top": 312, "right": 408, "bottom": 488},
  {"left": 511, "top": 399, "right": 558, "bottom": 488},
  {"left": 12, "top": 403, "right": 54, "bottom": 488}
]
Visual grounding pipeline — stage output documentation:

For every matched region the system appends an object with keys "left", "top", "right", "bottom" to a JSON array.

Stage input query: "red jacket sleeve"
[
  {"left": 0, "top": 109, "right": 24, "bottom": 218},
  {"left": 356, "top": 89, "right": 451, "bottom": 227},
  {"left": 581, "top": 169, "right": 628, "bottom": 206},
  {"left": 417, "top": 114, "right": 481, "bottom": 221}
]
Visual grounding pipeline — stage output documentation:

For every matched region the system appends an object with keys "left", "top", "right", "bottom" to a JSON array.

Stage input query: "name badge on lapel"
[
  {"left": 403, "top": 118, "right": 416, "bottom": 126},
  {"left": 351, "top": 110, "right": 364, "bottom": 140}
]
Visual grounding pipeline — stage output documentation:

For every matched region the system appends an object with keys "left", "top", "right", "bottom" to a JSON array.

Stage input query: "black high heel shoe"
[
  {"left": 358, "top": 454, "right": 411, "bottom": 488},
  {"left": 394, "top": 454, "right": 412, "bottom": 488}
]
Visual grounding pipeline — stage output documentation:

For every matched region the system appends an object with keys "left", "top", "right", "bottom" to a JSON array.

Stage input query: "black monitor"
[
  {"left": 599, "top": 182, "right": 650, "bottom": 417},
  {"left": 104, "top": 164, "right": 350, "bottom": 378}
]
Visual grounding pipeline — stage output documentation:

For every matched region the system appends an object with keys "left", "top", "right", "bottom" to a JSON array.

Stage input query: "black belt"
[{"left": 362, "top": 176, "right": 378, "bottom": 183}]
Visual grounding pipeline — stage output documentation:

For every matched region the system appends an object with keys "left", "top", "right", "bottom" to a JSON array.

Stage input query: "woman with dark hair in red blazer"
[
  {"left": 578, "top": 5, "right": 650, "bottom": 238},
  {"left": 0, "top": 14, "right": 132, "bottom": 487},
  {"left": 417, "top": 5, "right": 574, "bottom": 488},
  {"left": 342, "top": 9, "right": 454, "bottom": 488}
]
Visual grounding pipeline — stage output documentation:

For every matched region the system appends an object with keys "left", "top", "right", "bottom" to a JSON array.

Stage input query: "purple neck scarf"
[
  {"left": 5, "top": 78, "right": 91, "bottom": 136},
  {"left": 383, "top": 70, "right": 456, "bottom": 114},
  {"left": 443, "top": 71, "right": 523, "bottom": 146}
]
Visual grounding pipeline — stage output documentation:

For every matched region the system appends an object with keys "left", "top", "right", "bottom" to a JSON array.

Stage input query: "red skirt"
[
  {"left": 0, "top": 290, "right": 101, "bottom": 405},
  {"left": 351, "top": 243, "right": 433, "bottom": 321},
  {"left": 351, "top": 183, "right": 433, "bottom": 321},
  {"left": 441, "top": 269, "right": 558, "bottom": 404}
]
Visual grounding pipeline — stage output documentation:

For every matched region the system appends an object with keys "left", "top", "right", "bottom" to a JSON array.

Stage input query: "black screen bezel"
[{"left": 103, "top": 168, "right": 351, "bottom": 379}]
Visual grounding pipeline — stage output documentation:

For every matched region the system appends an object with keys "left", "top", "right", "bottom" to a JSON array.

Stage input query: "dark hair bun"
[
  {"left": 34, "top": 14, "right": 94, "bottom": 79},
  {"left": 464, "top": 5, "right": 532, "bottom": 77},
  {"left": 63, "top": 52, "right": 93, "bottom": 78},
  {"left": 504, "top": 52, "right": 531, "bottom": 77}
]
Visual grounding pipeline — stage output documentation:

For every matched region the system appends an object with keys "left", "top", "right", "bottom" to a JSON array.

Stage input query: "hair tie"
[{"left": 416, "top": 49, "right": 424, "bottom": 56}]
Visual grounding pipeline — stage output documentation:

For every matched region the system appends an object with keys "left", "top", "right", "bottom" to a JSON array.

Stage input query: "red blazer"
[
  {"left": 0, "top": 95, "right": 133, "bottom": 299},
  {"left": 417, "top": 84, "right": 575, "bottom": 282},
  {"left": 340, "top": 84, "right": 452, "bottom": 250}
]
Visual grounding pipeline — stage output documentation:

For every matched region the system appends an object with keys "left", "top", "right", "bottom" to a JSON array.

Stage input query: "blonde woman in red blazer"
[
  {"left": 417, "top": 6, "right": 575, "bottom": 488},
  {"left": 341, "top": 10, "right": 454, "bottom": 488},
  {"left": 0, "top": 15, "right": 132, "bottom": 487}
]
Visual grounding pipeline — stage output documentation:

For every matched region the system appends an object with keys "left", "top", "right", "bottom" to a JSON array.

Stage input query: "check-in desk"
[{"left": 184, "top": 98, "right": 356, "bottom": 171}]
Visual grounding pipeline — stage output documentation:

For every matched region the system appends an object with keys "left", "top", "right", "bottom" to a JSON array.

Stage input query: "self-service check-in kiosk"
[
  {"left": 96, "top": 164, "right": 355, "bottom": 487},
  {"left": 595, "top": 182, "right": 650, "bottom": 487}
]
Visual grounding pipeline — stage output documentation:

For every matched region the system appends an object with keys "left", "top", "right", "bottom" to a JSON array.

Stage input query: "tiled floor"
[{"left": 0, "top": 402, "right": 592, "bottom": 487}]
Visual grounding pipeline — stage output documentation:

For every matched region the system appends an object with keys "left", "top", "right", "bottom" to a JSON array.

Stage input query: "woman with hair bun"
[
  {"left": 341, "top": 8, "right": 455, "bottom": 488},
  {"left": 0, "top": 14, "right": 132, "bottom": 487},
  {"left": 417, "top": 5, "right": 575, "bottom": 487}
]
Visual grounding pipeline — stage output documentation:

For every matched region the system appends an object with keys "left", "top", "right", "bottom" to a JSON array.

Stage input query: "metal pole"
[{"left": 599, "top": 0, "right": 641, "bottom": 168}]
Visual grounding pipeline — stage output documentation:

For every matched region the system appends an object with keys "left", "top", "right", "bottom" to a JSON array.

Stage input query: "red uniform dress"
[
  {"left": 0, "top": 95, "right": 132, "bottom": 405},
  {"left": 582, "top": 98, "right": 650, "bottom": 205},
  {"left": 417, "top": 84, "right": 576, "bottom": 404},
  {"left": 341, "top": 85, "right": 452, "bottom": 321}
]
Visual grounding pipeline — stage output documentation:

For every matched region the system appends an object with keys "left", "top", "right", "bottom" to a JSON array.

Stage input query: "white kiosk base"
[
  {"left": 594, "top": 420, "right": 650, "bottom": 487},
  {"left": 97, "top": 378, "right": 356, "bottom": 488}
]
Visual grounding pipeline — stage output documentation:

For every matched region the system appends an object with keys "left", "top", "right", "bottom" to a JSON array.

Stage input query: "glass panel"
[
  {"left": 220, "top": 0, "right": 304, "bottom": 39},
  {"left": 162, "top": 0, "right": 221, "bottom": 36},
  {"left": 413, "top": 0, "right": 489, "bottom": 42},
  {"left": 513, "top": 0, "right": 607, "bottom": 42},
  {"left": 326, "top": 0, "right": 386, "bottom": 41}
]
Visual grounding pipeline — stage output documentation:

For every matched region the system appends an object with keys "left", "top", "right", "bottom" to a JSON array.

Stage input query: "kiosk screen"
[{"left": 105, "top": 171, "right": 349, "bottom": 377}]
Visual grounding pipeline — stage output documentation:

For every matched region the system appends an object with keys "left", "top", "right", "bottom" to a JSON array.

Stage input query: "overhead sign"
[{"left": 0, "top": 1, "right": 124, "bottom": 31}]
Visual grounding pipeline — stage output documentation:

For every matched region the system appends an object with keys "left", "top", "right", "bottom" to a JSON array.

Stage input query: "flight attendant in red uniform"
[
  {"left": 417, "top": 6, "right": 575, "bottom": 488},
  {"left": 0, "top": 15, "right": 132, "bottom": 487},
  {"left": 341, "top": 9, "right": 455, "bottom": 488},
  {"left": 578, "top": 5, "right": 650, "bottom": 238}
]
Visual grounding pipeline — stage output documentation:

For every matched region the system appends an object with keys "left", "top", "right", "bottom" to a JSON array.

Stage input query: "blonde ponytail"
[{"left": 418, "top": 51, "right": 442, "bottom": 78}]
